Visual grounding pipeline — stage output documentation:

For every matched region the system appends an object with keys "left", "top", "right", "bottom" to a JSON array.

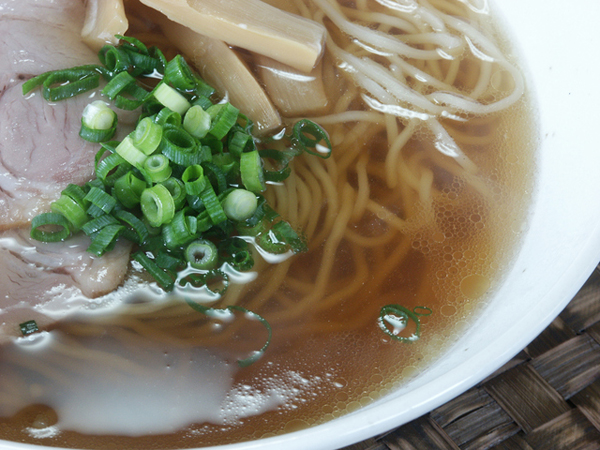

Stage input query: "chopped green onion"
[
  {"left": 155, "top": 107, "right": 182, "bottom": 127},
  {"left": 153, "top": 82, "right": 191, "bottom": 115},
  {"left": 219, "top": 238, "right": 254, "bottom": 271},
  {"left": 26, "top": 39, "right": 325, "bottom": 304},
  {"left": 240, "top": 195, "right": 268, "bottom": 227},
  {"left": 292, "top": 119, "right": 332, "bottom": 158},
  {"left": 193, "top": 95, "right": 213, "bottom": 111},
  {"left": 164, "top": 54, "right": 196, "bottom": 91},
  {"left": 185, "top": 239, "right": 218, "bottom": 270},
  {"left": 22, "top": 66, "right": 103, "bottom": 100},
  {"left": 99, "top": 45, "right": 132, "bottom": 75},
  {"left": 141, "top": 184, "right": 175, "bottom": 227},
  {"left": 133, "top": 251, "right": 175, "bottom": 291},
  {"left": 95, "top": 151, "right": 130, "bottom": 186},
  {"left": 196, "top": 211, "right": 213, "bottom": 233},
  {"left": 181, "top": 164, "right": 207, "bottom": 196},
  {"left": 31, "top": 213, "right": 71, "bottom": 242},
  {"left": 228, "top": 130, "right": 254, "bottom": 158},
  {"left": 80, "top": 101, "right": 117, "bottom": 143},
  {"left": 156, "top": 251, "right": 182, "bottom": 270},
  {"left": 240, "top": 150, "right": 266, "bottom": 193},
  {"left": 236, "top": 219, "right": 267, "bottom": 237},
  {"left": 223, "top": 189, "right": 258, "bottom": 222},
  {"left": 132, "top": 117, "right": 163, "bottom": 155},
  {"left": 149, "top": 46, "right": 167, "bottom": 73},
  {"left": 102, "top": 71, "right": 137, "bottom": 100},
  {"left": 272, "top": 220, "right": 307, "bottom": 253},
  {"left": 207, "top": 103, "right": 239, "bottom": 140},
  {"left": 193, "top": 80, "right": 215, "bottom": 100},
  {"left": 114, "top": 210, "right": 149, "bottom": 244},
  {"left": 84, "top": 186, "right": 117, "bottom": 215},
  {"left": 113, "top": 82, "right": 150, "bottom": 111},
  {"left": 203, "top": 270, "right": 229, "bottom": 295},
  {"left": 113, "top": 171, "right": 146, "bottom": 208},
  {"left": 161, "top": 177, "right": 186, "bottom": 209},
  {"left": 378, "top": 305, "right": 433, "bottom": 343},
  {"left": 86, "top": 204, "right": 107, "bottom": 218},
  {"left": 160, "top": 127, "right": 206, "bottom": 166},
  {"left": 200, "top": 184, "right": 227, "bottom": 225},
  {"left": 163, "top": 210, "right": 198, "bottom": 249},
  {"left": 183, "top": 105, "right": 211, "bottom": 139},
  {"left": 200, "top": 134, "right": 223, "bottom": 154},
  {"left": 143, "top": 154, "right": 172, "bottom": 183},
  {"left": 260, "top": 148, "right": 292, "bottom": 182},
  {"left": 62, "top": 184, "right": 89, "bottom": 208},
  {"left": 126, "top": 52, "right": 164, "bottom": 77},
  {"left": 202, "top": 162, "right": 227, "bottom": 194},
  {"left": 212, "top": 153, "right": 239, "bottom": 181},
  {"left": 116, "top": 35, "right": 149, "bottom": 55},
  {"left": 87, "top": 224, "right": 123, "bottom": 256},
  {"left": 19, "top": 320, "right": 39, "bottom": 336},
  {"left": 51, "top": 195, "right": 88, "bottom": 231},
  {"left": 257, "top": 230, "right": 288, "bottom": 254},
  {"left": 115, "top": 136, "right": 147, "bottom": 167},
  {"left": 82, "top": 214, "right": 119, "bottom": 236}
]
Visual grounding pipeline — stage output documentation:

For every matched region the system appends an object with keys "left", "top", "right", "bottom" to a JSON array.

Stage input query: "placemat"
[{"left": 345, "top": 263, "right": 600, "bottom": 450}]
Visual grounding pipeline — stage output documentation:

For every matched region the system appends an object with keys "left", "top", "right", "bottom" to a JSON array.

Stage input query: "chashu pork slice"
[
  {"left": 0, "top": 228, "right": 132, "bottom": 344},
  {"left": 0, "top": 0, "right": 134, "bottom": 230},
  {"left": 0, "top": 86, "right": 104, "bottom": 230},
  {"left": 0, "top": 0, "right": 96, "bottom": 93},
  {"left": 0, "top": 0, "right": 137, "bottom": 344}
]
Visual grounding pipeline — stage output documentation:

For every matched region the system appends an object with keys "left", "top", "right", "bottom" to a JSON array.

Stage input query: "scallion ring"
[
  {"left": 207, "top": 103, "right": 239, "bottom": 140},
  {"left": 50, "top": 195, "right": 88, "bottom": 231},
  {"left": 133, "top": 251, "right": 175, "bottom": 291},
  {"left": 143, "top": 154, "right": 172, "bottom": 183},
  {"left": 185, "top": 239, "right": 219, "bottom": 270},
  {"left": 240, "top": 150, "right": 266, "bottom": 193},
  {"left": 292, "top": 119, "right": 332, "bottom": 159},
  {"left": 141, "top": 184, "right": 175, "bottom": 227},
  {"left": 161, "top": 177, "right": 187, "bottom": 210},
  {"left": 153, "top": 82, "right": 191, "bottom": 115},
  {"left": 80, "top": 101, "right": 117, "bottom": 143},
  {"left": 164, "top": 54, "right": 196, "bottom": 91},
  {"left": 113, "top": 171, "right": 146, "bottom": 208},
  {"left": 181, "top": 164, "right": 207, "bottom": 196},
  {"left": 183, "top": 105, "right": 211, "bottom": 139},
  {"left": 132, "top": 117, "right": 162, "bottom": 155},
  {"left": 30, "top": 213, "right": 71, "bottom": 242},
  {"left": 223, "top": 189, "right": 258, "bottom": 222}
]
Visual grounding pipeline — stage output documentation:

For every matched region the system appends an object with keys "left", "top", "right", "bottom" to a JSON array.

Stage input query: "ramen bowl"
[{"left": 2, "top": 0, "right": 600, "bottom": 449}]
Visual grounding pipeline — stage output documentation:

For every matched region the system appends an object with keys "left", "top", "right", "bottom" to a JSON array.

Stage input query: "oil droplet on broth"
[
  {"left": 459, "top": 274, "right": 491, "bottom": 299},
  {"left": 283, "top": 418, "right": 309, "bottom": 433}
]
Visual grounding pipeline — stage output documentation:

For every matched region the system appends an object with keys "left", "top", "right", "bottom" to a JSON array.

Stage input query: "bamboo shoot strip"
[
  {"left": 160, "top": 18, "right": 282, "bottom": 134},
  {"left": 257, "top": 55, "right": 329, "bottom": 117},
  {"left": 138, "top": 0, "right": 326, "bottom": 72},
  {"left": 81, "top": 0, "right": 129, "bottom": 52}
]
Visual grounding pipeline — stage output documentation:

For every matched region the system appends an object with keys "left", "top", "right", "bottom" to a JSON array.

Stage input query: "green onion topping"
[
  {"left": 378, "top": 305, "right": 433, "bottom": 343},
  {"left": 26, "top": 37, "right": 333, "bottom": 355}
]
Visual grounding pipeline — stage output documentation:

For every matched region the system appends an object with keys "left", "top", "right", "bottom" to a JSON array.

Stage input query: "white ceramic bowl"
[{"left": 3, "top": 1, "right": 600, "bottom": 449}]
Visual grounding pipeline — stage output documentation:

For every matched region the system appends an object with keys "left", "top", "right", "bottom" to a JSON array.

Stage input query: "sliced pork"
[
  {"left": 0, "top": 0, "right": 138, "bottom": 341},
  {"left": 0, "top": 86, "right": 103, "bottom": 229},
  {"left": 0, "top": 228, "right": 132, "bottom": 344},
  {"left": 0, "top": 0, "right": 96, "bottom": 93},
  {"left": 0, "top": 0, "right": 133, "bottom": 230}
]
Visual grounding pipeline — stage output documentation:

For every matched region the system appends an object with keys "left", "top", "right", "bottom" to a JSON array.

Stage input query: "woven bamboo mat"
[{"left": 345, "top": 263, "right": 600, "bottom": 450}]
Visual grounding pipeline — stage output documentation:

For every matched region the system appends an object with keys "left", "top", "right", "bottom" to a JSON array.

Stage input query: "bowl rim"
[{"left": 2, "top": 0, "right": 600, "bottom": 449}]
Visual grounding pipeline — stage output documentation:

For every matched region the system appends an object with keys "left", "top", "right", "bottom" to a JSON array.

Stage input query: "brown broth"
[{"left": 0, "top": 2, "right": 537, "bottom": 448}]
